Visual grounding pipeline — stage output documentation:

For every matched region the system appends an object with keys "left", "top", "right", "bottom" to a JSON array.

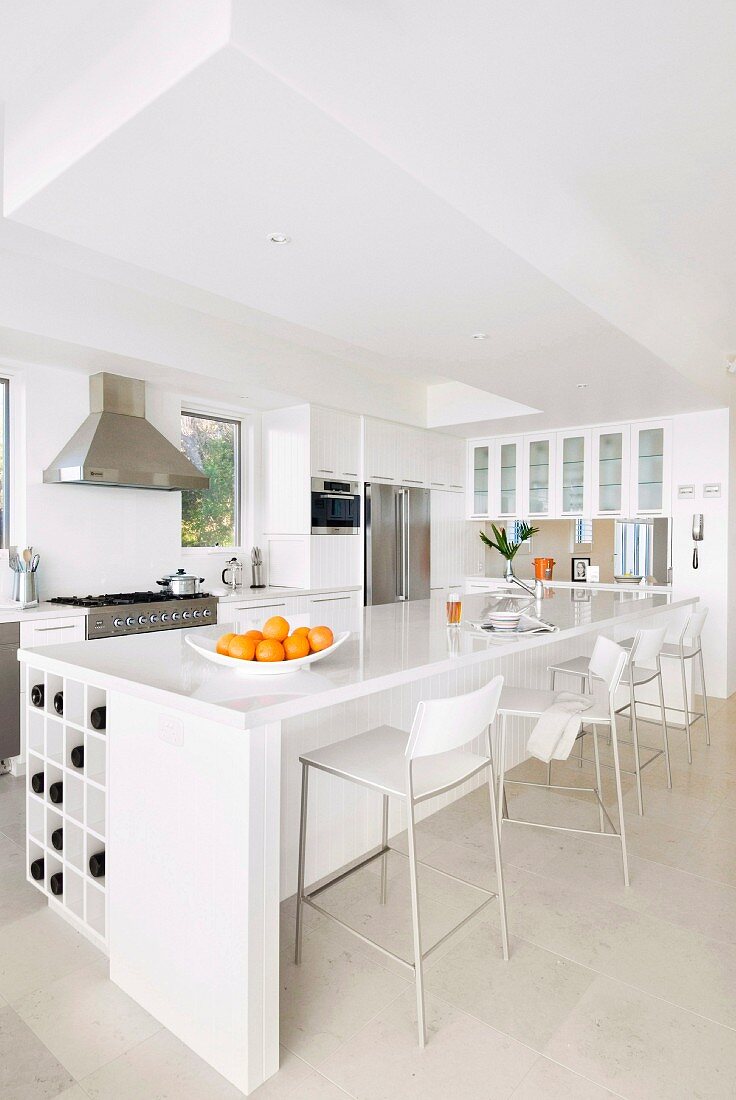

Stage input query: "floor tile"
[
  {"left": 14, "top": 961, "right": 162, "bottom": 1080},
  {"left": 250, "top": 1046, "right": 316, "bottom": 1098},
  {"left": 426, "top": 925, "right": 595, "bottom": 1048},
  {"left": 0, "top": 1004, "right": 75, "bottom": 1099},
  {"left": 0, "top": 845, "right": 47, "bottom": 929},
  {"left": 79, "top": 1027, "right": 250, "bottom": 1098},
  {"left": 320, "top": 988, "right": 538, "bottom": 1099},
  {"left": 510, "top": 1056, "right": 615, "bottom": 1098},
  {"left": 544, "top": 975, "right": 736, "bottom": 1099},
  {"left": 0, "top": 819, "right": 27, "bottom": 848},
  {"left": 0, "top": 909, "right": 103, "bottom": 1004},
  {"left": 279, "top": 925, "right": 409, "bottom": 1065},
  {"left": 49, "top": 1088, "right": 88, "bottom": 1100}
]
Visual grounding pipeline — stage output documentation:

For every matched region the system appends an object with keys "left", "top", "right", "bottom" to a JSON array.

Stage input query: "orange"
[
  {"left": 244, "top": 629, "right": 263, "bottom": 642},
  {"left": 255, "top": 638, "right": 285, "bottom": 662},
  {"left": 292, "top": 626, "right": 311, "bottom": 638},
  {"left": 308, "top": 625, "right": 334, "bottom": 653},
  {"left": 216, "top": 632, "right": 236, "bottom": 655},
  {"left": 228, "top": 635, "right": 256, "bottom": 661},
  {"left": 262, "top": 616, "right": 290, "bottom": 642},
  {"left": 283, "top": 634, "right": 310, "bottom": 660}
]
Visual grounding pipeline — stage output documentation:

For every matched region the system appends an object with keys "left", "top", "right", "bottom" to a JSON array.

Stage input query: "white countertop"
[
  {"left": 19, "top": 588, "right": 695, "bottom": 729},
  {"left": 215, "top": 584, "right": 361, "bottom": 603},
  {"left": 464, "top": 576, "right": 671, "bottom": 593},
  {"left": 0, "top": 601, "right": 87, "bottom": 625}
]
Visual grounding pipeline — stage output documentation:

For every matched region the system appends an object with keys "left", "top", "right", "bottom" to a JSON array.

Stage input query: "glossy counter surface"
[{"left": 18, "top": 588, "right": 696, "bottom": 729}]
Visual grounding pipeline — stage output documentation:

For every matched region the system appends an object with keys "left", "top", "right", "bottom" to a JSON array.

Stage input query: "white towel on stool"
[{"left": 527, "top": 692, "right": 594, "bottom": 763}]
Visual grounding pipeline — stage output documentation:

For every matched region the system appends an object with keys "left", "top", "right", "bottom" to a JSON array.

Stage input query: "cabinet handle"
[
  {"left": 234, "top": 602, "right": 285, "bottom": 611},
  {"left": 431, "top": 482, "right": 443, "bottom": 486},
  {"left": 311, "top": 595, "right": 350, "bottom": 603},
  {"left": 404, "top": 479, "right": 422, "bottom": 483},
  {"left": 450, "top": 484, "right": 463, "bottom": 489},
  {"left": 343, "top": 472, "right": 358, "bottom": 477},
  {"left": 35, "top": 625, "right": 77, "bottom": 633},
  {"left": 317, "top": 468, "right": 334, "bottom": 473},
  {"left": 370, "top": 475, "right": 392, "bottom": 480}
]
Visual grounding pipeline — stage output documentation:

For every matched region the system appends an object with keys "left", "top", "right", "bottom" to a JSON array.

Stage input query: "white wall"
[
  {"left": 6, "top": 363, "right": 255, "bottom": 600},
  {"left": 666, "top": 409, "right": 729, "bottom": 697}
]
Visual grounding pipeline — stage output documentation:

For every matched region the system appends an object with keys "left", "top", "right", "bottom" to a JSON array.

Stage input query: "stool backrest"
[
  {"left": 406, "top": 675, "right": 503, "bottom": 760},
  {"left": 629, "top": 625, "right": 667, "bottom": 665},
  {"left": 588, "top": 636, "right": 628, "bottom": 694},
  {"left": 683, "top": 607, "right": 708, "bottom": 644}
]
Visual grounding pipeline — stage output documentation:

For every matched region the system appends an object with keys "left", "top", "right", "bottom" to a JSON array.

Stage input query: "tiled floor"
[{"left": 1, "top": 694, "right": 735, "bottom": 1098}]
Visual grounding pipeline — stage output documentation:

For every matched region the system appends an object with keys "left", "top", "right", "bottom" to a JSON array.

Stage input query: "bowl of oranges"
[{"left": 185, "top": 615, "right": 349, "bottom": 675}]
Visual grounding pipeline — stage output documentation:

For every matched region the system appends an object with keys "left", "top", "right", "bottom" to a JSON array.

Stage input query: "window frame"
[
  {"left": 180, "top": 405, "right": 246, "bottom": 552},
  {"left": 0, "top": 377, "right": 9, "bottom": 550}
]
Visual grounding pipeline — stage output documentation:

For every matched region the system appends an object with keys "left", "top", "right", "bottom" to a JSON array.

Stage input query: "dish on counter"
[{"left": 185, "top": 630, "right": 350, "bottom": 674}]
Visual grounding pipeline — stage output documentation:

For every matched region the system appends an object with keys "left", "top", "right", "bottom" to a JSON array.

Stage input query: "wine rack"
[{"left": 25, "top": 667, "right": 108, "bottom": 950}]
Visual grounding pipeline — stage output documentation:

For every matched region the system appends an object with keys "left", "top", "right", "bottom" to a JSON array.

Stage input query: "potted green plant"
[{"left": 480, "top": 522, "right": 539, "bottom": 590}]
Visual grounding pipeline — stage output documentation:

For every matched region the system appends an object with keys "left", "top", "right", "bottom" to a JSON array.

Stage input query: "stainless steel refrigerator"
[{"left": 364, "top": 483, "right": 431, "bottom": 605}]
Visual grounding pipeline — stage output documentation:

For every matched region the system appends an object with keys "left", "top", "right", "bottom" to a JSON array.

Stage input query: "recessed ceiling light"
[
  {"left": 576, "top": 383, "right": 589, "bottom": 388},
  {"left": 471, "top": 332, "right": 488, "bottom": 340},
  {"left": 268, "top": 233, "right": 291, "bottom": 244}
]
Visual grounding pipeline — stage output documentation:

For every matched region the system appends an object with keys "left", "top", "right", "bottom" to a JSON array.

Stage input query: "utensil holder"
[
  {"left": 14, "top": 572, "right": 39, "bottom": 608},
  {"left": 250, "top": 564, "right": 265, "bottom": 589}
]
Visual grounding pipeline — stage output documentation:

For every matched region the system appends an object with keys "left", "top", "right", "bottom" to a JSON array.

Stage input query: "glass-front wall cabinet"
[
  {"left": 526, "top": 434, "right": 555, "bottom": 516},
  {"left": 495, "top": 437, "right": 521, "bottom": 517},
  {"left": 470, "top": 442, "right": 490, "bottom": 517},
  {"left": 594, "top": 425, "right": 630, "bottom": 516},
  {"left": 558, "top": 431, "right": 589, "bottom": 516},
  {"left": 631, "top": 420, "right": 670, "bottom": 515}
]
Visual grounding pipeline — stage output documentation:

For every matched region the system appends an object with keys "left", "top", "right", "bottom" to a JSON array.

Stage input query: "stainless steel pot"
[{"left": 157, "top": 568, "right": 205, "bottom": 596}]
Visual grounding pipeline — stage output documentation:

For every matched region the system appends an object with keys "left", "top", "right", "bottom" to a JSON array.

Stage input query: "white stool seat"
[
  {"left": 498, "top": 685, "right": 611, "bottom": 725},
  {"left": 547, "top": 653, "right": 657, "bottom": 687},
  {"left": 300, "top": 725, "right": 490, "bottom": 802},
  {"left": 619, "top": 637, "right": 701, "bottom": 660}
]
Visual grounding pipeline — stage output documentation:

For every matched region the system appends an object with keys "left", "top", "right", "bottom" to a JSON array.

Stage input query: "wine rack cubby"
[{"left": 24, "top": 666, "right": 108, "bottom": 949}]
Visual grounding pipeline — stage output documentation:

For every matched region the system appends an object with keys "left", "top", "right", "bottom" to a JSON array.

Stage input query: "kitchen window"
[
  {"left": 181, "top": 411, "right": 241, "bottom": 548},
  {"left": 0, "top": 378, "right": 9, "bottom": 549}
]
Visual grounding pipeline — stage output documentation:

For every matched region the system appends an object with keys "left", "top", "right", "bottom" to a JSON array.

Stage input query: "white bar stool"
[
  {"left": 618, "top": 608, "right": 710, "bottom": 764},
  {"left": 496, "top": 637, "right": 630, "bottom": 885},
  {"left": 294, "top": 675, "right": 508, "bottom": 1048},
  {"left": 547, "top": 626, "right": 671, "bottom": 815}
]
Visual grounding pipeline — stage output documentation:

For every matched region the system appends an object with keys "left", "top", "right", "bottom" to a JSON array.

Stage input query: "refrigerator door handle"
[
  {"left": 395, "top": 489, "right": 408, "bottom": 600},
  {"left": 403, "top": 488, "right": 410, "bottom": 600}
]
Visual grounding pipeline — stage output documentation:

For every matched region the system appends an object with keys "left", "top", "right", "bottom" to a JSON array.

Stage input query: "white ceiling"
[{"left": 0, "top": 1, "right": 733, "bottom": 432}]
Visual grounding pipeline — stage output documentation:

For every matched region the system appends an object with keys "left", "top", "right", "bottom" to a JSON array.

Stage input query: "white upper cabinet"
[
  {"left": 310, "top": 406, "right": 361, "bottom": 481},
  {"left": 555, "top": 429, "right": 591, "bottom": 516},
  {"left": 466, "top": 440, "right": 491, "bottom": 517},
  {"left": 525, "top": 433, "right": 556, "bottom": 518},
  {"left": 430, "top": 434, "right": 465, "bottom": 493},
  {"left": 629, "top": 419, "right": 672, "bottom": 515},
  {"left": 397, "top": 426, "right": 428, "bottom": 486},
  {"left": 493, "top": 436, "right": 523, "bottom": 518},
  {"left": 592, "top": 424, "right": 631, "bottom": 517},
  {"left": 363, "top": 417, "right": 398, "bottom": 483}
]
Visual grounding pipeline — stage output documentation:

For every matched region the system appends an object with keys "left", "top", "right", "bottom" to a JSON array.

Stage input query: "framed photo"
[{"left": 571, "top": 556, "right": 590, "bottom": 582}]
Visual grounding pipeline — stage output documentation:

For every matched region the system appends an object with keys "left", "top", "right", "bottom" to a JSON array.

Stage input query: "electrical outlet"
[{"left": 158, "top": 714, "right": 184, "bottom": 746}]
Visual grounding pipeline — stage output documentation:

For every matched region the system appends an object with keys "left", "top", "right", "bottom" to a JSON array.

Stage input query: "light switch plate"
[
  {"left": 158, "top": 714, "right": 184, "bottom": 746},
  {"left": 703, "top": 483, "right": 721, "bottom": 499},
  {"left": 677, "top": 484, "right": 695, "bottom": 499}
]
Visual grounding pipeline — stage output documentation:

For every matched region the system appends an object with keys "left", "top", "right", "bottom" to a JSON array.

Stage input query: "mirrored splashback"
[{"left": 478, "top": 517, "right": 671, "bottom": 585}]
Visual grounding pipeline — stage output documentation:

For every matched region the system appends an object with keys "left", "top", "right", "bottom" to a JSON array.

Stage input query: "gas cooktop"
[
  {"left": 49, "top": 591, "right": 213, "bottom": 608},
  {"left": 48, "top": 592, "right": 218, "bottom": 638}
]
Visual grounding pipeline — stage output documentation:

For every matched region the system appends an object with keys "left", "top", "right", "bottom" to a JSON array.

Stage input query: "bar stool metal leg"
[
  {"left": 486, "top": 724, "right": 509, "bottom": 960},
  {"left": 577, "top": 674, "right": 586, "bottom": 767},
  {"left": 608, "top": 713, "right": 630, "bottom": 887},
  {"left": 629, "top": 678, "right": 644, "bottom": 815},
  {"left": 380, "top": 794, "right": 390, "bottom": 904},
  {"left": 547, "top": 669, "right": 556, "bottom": 786},
  {"left": 295, "top": 762, "right": 310, "bottom": 965},
  {"left": 405, "top": 793, "right": 426, "bottom": 1047},
  {"left": 679, "top": 651, "right": 693, "bottom": 764},
  {"left": 698, "top": 648, "right": 711, "bottom": 746},
  {"left": 592, "top": 727, "right": 605, "bottom": 832},
  {"left": 657, "top": 657, "right": 672, "bottom": 789}
]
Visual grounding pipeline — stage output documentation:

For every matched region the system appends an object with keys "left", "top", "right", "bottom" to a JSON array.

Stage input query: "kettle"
[{"left": 221, "top": 556, "right": 243, "bottom": 591}]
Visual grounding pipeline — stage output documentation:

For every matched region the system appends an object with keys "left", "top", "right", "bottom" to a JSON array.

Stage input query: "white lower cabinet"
[
  {"left": 430, "top": 490, "right": 465, "bottom": 592},
  {"left": 220, "top": 591, "right": 360, "bottom": 635}
]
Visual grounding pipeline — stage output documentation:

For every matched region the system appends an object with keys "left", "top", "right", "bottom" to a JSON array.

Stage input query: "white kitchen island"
[{"left": 18, "top": 587, "right": 697, "bottom": 1095}]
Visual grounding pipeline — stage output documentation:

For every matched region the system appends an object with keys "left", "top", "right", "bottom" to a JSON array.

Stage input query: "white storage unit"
[
  {"left": 430, "top": 490, "right": 465, "bottom": 592},
  {"left": 363, "top": 417, "right": 399, "bottom": 483},
  {"left": 219, "top": 590, "right": 361, "bottom": 635},
  {"left": 493, "top": 435, "right": 524, "bottom": 518},
  {"left": 524, "top": 432, "right": 556, "bottom": 518},
  {"left": 310, "top": 405, "right": 361, "bottom": 481},
  {"left": 430, "top": 434, "right": 464, "bottom": 492},
  {"left": 467, "top": 440, "right": 491, "bottom": 518},
  {"left": 24, "top": 664, "right": 108, "bottom": 950},
  {"left": 591, "top": 423, "right": 631, "bottom": 517},
  {"left": 630, "top": 419, "right": 672, "bottom": 516},
  {"left": 556, "top": 429, "right": 592, "bottom": 517}
]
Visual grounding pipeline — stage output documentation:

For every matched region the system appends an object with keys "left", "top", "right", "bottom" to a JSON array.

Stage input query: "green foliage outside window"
[{"left": 181, "top": 412, "right": 239, "bottom": 547}]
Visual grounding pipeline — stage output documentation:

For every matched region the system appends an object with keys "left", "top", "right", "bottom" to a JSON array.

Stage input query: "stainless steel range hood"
[{"left": 43, "top": 373, "right": 210, "bottom": 491}]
